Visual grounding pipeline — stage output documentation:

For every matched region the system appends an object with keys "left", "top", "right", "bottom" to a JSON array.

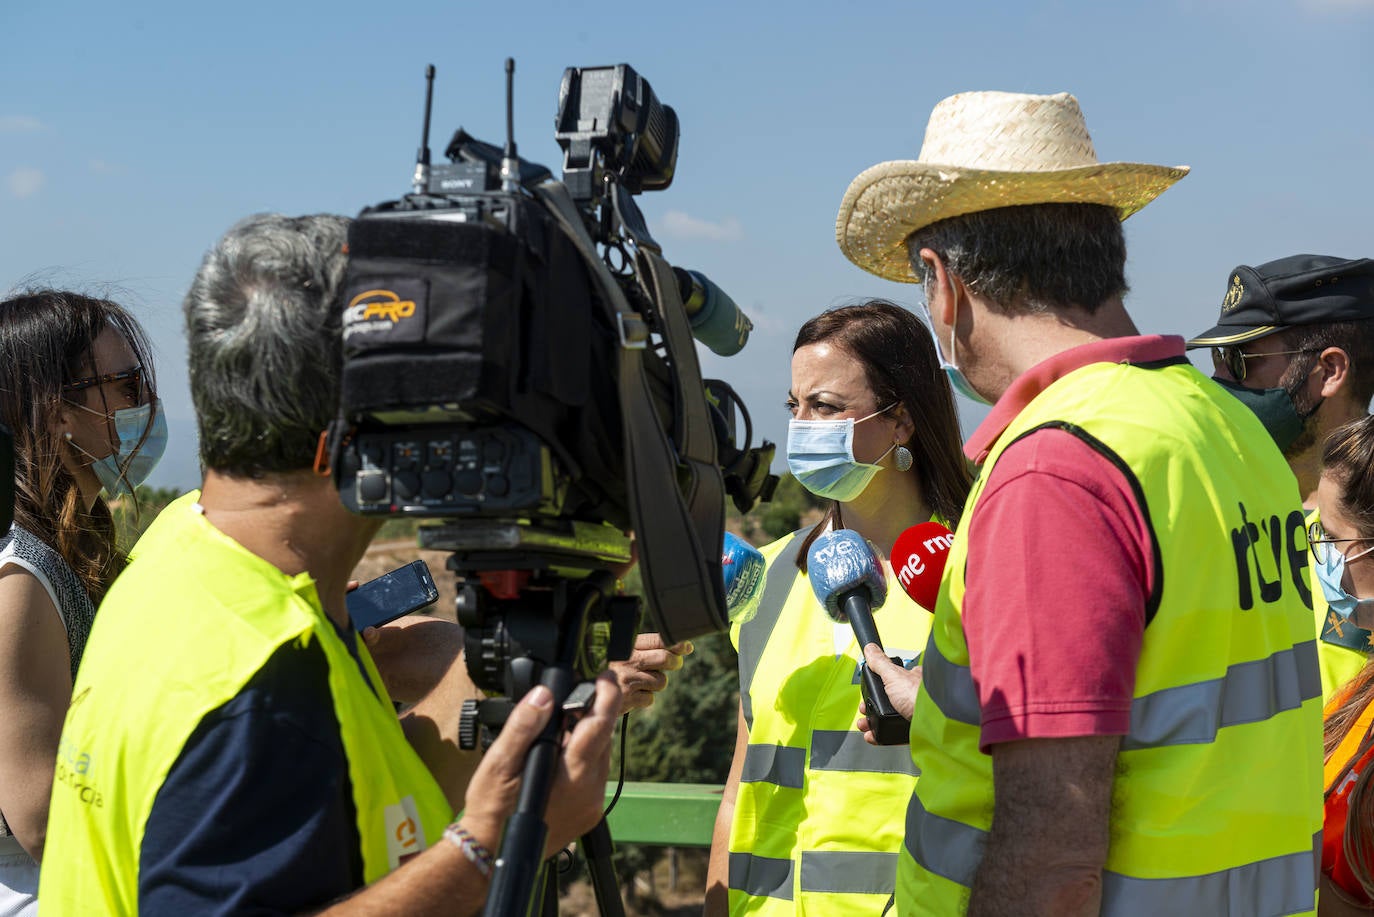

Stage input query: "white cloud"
[
  {"left": 658, "top": 210, "right": 744, "bottom": 243},
  {"left": 0, "top": 116, "right": 46, "bottom": 134},
  {"left": 7, "top": 168, "right": 45, "bottom": 198}
]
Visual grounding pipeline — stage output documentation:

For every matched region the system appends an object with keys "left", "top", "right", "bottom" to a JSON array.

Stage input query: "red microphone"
[{"left": 890, "top": 521, "right": 954, "bottom": 610}]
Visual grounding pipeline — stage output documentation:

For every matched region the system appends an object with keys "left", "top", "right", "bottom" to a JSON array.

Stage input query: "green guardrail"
[{"left": 603, "top": 782, "right": 722, "bottom": 847}]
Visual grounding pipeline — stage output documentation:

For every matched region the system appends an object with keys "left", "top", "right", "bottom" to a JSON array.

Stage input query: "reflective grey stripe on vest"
[
  {"left": 923, "top": 638, "right": 1321, "bottom": 749},
  {"left": 731, "top": 851, "right": 899, "bottom": 899},
  {"left": 730, "top": 852, "right": 794, "bottom": 900},
  {"left": 741, "top": 743, "right": 805, "bottom": 788},
  {"left": 801, "top": 850, "right": 900, "bottom": 896},
  {"left": 737, "top": 531, "right": 806, "bottom": 729},
  {"left": 905, "top": 792, "right": 1318, "bottom": 915},
  {"left": 810, "top": 729, "right": 918, "bottom": 776}
]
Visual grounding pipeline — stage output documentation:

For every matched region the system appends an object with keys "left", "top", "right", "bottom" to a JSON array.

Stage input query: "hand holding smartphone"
[{"left": 347, "top": 559, "right": 440, "bottom": 631}]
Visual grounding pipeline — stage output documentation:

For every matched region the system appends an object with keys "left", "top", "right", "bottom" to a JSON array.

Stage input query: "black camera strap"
[{"left": 535, "top": 183, "right": 728, "bottom": 642}]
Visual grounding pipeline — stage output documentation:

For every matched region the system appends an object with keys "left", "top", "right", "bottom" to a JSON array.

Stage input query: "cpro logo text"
[{"left": 347, "top": 289, "right": 416, "bottom": 325}]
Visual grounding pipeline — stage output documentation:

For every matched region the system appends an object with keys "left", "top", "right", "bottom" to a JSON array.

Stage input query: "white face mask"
[
  {"left": 920, "top": 300, "right": 989, "bottom": 405},
  {"left": 786, "top": 405, "right": 897, "bottom": 502}
]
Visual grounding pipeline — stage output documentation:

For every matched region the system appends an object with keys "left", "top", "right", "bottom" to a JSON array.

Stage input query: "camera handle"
[{"left": 480, "top": 580, "right": 628, "bottom": 917}]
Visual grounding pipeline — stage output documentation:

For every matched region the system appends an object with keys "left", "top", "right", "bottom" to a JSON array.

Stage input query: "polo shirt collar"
[{"left": 965, "top": 335, "right": 1187, "bottom": 464}]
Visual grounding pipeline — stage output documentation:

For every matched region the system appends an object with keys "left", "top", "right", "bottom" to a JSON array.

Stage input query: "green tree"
[{"left": 111, "top": 485, "right": 186, "bottom": 546}]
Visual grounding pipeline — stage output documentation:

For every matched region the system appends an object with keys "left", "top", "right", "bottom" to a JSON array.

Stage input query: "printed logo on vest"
[
  {"left": 54, "top": 735, "right": 102, "bottom": 809},
  {"left": 384, "top": 796, "right": 427, "bottom": 870}
]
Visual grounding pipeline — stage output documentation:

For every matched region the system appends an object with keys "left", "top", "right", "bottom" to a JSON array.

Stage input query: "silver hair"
[{"left": 183, "top": 213, "right": 351, "bottom": 476}]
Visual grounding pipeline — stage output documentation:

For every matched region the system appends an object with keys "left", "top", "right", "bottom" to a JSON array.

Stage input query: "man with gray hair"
[
  {"left": 842, "top": 92, "right": 1321, "bottom": 914},
  {"left": 39, "top": 213, "right": 621, "bottom": 915}
]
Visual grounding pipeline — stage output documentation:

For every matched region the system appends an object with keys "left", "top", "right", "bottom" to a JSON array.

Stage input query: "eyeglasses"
[
  {"left": 1307, "top": 519, "right": 1374, "bottom": 566},
  {"left": 1211, "top": 346, "right": 1318, "bottom": 383},
  {"left": 63, "top": 365, "right": 146, "bottom": 402}
]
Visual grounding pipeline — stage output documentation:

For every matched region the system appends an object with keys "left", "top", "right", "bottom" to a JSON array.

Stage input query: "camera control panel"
[{"left": 340, "top": 424, "right": 555, "bottom": 516}]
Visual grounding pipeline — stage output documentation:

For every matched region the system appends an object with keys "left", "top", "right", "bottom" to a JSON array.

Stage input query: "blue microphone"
[
  {"left": 674, "top": 268, "right": 753, "bottom": 357},
  {"left": 807, "top": 529, "right": 908, "bottom": 745},
  {"left": 806, "top": 529, "right": 888, "bottom": 646},
  {"left": 722, "top": 532, "right": 766, "bottom": 624}
]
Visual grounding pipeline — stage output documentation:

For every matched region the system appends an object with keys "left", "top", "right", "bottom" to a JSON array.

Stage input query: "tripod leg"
[{"left": 579, "top": 819, "right": 626, "bottom": 917}]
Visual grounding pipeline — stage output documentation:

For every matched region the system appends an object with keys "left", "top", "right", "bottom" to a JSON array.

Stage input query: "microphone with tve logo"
[
  {"left": 807, "top": 529, "right": 909, "bottom": 745},
  {"left": 890, "top": 521, "right": 954, "bottom": 610},
  {"left": 722, "top": 532, "right": 766, "bottom": 624}
]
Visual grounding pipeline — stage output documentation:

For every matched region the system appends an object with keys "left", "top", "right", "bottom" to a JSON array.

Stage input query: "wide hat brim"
[{"left": 837, "top": 160, "right": 1191, "bottom": 284}]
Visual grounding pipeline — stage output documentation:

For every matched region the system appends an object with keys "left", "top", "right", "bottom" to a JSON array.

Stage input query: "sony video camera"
[{"left": 330, "top": 63, "right": 776, "bottom": 654}]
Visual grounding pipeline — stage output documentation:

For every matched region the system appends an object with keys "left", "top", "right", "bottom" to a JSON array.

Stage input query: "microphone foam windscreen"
[
  {"left": 722, "top": 532, "right": 766, "bottom": 624},
  {"left": 806, "top": 529, "right": 887, "bottom": 622},
  {"left": 890, "top": 521, "right": 954, "bottom": 611}
]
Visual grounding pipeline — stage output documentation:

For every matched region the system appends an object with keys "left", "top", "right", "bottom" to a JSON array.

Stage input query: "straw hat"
[{"left": 836, "top": 91, "right": 1190, "bottom": 283}]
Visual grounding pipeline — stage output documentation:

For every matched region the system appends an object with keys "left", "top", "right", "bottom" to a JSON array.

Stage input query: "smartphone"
[{"left": 346, "top": 559, "right": 440, "bottom": 631}]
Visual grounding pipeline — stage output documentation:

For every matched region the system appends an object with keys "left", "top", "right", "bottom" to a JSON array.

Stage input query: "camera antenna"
[
  {"left": 500, "top": 57, "right": 520, "bottom": 192},
  {"left": 412, "top": 64, "right": 436, "bottom": 194}
]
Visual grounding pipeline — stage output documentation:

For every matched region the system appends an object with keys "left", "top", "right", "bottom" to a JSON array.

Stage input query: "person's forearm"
[
  {"left": 968, "top": 736, "right": 1117, "bottom": 917},
  {"left": 400, "top": 703, "right": 480, "bottom": 815},
  {"left": 314, "top": 816, "right": 499, "bottom": 917},
  {"left": 967, "top": 834, "right": 1104, "bottom": 917},
  {"left": 704, "top": 797, "right": 735, "bottom": 917}
]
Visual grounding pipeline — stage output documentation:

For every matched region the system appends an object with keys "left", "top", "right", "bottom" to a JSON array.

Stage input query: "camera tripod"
[{"left": 435, "top": 532, "right": 638, "bottom": 917}]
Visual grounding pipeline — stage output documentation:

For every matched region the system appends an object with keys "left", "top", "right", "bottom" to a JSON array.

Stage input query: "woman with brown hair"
[
  {"left": 1314, "top": 413, "right": 1374, "bottom": 914},
  {"left": 0, "top": 290, "right": 163, "bottom": 915},
  {"left": 706, "top": 299, "right": 973, "bottom": 915}
]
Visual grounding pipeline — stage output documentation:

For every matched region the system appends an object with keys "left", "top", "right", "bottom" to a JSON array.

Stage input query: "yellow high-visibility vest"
[
  {"left": 901, "top": 360, "right": 1323, "bottom": 916},
  {"left": 728, "top": 529, "right": 932, "bottom": 915},
  {"left": 1312, "top": 507, "right": 1372, "bottom": 699},
  {"left": 40, "top": 493, "right": 453, "bottom": 914}
]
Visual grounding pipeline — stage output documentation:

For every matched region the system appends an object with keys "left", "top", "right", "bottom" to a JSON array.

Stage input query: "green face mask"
[{"left": 1211, "top": 377, "right": 1320, "bottom": 453}]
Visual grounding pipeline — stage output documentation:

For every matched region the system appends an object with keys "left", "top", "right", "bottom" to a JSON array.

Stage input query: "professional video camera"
[{"left": 329, "top": 61, "right": 775, "bottom": 915}]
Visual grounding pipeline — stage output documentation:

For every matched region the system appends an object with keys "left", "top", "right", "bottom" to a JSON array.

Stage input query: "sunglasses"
[
  {"left": 63, "top": 364, "right": 146, "bottom": 401},
  {"left": 1210, "top": 346, "right": 1318, "bottom": 383}
]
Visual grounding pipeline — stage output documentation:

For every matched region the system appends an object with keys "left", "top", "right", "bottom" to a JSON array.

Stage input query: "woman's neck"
[{"left": 835, "top": 470, "right": 930, "bottom": 559}]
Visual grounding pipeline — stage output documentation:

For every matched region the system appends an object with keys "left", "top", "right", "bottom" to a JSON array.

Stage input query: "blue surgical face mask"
[
  {"left": 70, "top": 401, "right": 168, "bottom": 499},
  {"left": 920, "top": 300, "right": 990, "bottom": 406},
  {"left": 1315, "top": 543, "right": 1374, "bottom": 624},
  {"left": 787, "top": 405, "right": 897, "bottom": 502}
]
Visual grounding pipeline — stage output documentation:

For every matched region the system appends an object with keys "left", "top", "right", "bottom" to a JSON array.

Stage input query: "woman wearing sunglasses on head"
[
  {"left": 1313, "top": 415, "right": 1374, "bottom": 914},
  {"left": 0, "top": 290, "right": 163, "bottom": 915}
]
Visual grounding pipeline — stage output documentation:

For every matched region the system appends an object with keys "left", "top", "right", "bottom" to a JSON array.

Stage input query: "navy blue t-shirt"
[{"left": 138, "top": 623, "right": 375, "bottom": 915}]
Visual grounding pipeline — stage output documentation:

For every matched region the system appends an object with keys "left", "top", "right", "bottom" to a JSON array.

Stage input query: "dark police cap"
[{"left": 1187, "top": 254, "right": 1374, "bottom": 348}]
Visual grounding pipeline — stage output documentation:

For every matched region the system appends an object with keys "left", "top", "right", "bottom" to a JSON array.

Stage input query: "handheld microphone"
[
  {"left": 807, "top": 530, "right": 908, "bottom": 745},
  {"left": 673, "top": 267, "right": 753, "bottom": 357},
  {"left": 722, "top": 532, "right": 766, "bottom": 624},
  {"left": 890, "top": 521, "right": 954, "bottom": 611}
]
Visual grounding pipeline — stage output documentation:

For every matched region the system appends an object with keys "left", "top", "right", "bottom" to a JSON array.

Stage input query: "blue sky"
[{"left": 3, "top": 0, "right": 1373, "bottom": 490}]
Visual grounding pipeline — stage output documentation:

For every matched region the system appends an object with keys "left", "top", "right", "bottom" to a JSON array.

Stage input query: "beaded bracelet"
[{"left": 444, "top": 822, "right": 495, "bottom": 878}]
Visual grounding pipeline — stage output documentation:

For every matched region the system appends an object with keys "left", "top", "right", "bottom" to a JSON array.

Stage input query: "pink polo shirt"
[{"left": 963, "top": 335, "right": 1183, "bottom": 751}]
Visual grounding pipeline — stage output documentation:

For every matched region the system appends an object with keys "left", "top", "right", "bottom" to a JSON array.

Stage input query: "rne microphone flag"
[{"left": 890, "top": 521, "right": 954, "bottom": 611}]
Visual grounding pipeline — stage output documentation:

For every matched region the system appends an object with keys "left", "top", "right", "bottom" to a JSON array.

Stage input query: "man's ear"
[
  {"left": 1316, "top": 346, "right": 1351, "bottom": 400},
  {"left": 919, "top": 248, "right": 957, "bottom": 329}
]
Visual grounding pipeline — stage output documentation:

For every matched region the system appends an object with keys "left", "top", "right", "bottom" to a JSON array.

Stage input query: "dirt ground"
[{"left": 560, "top": 849, "right": 708, "bottom": 916}]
